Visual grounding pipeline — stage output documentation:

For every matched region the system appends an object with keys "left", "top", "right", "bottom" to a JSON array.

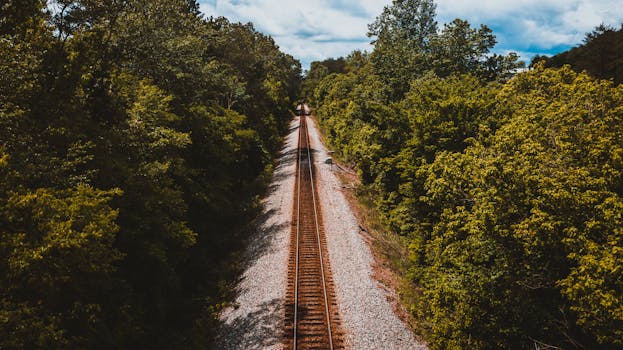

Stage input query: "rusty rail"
[{"left": 286, "top": 113, "right": 343, "bottom": 350}]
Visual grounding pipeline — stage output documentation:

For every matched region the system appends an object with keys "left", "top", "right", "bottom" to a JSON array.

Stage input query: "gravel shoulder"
[{"left": 306, "top": 117, "right": 426, "bottom": 350}]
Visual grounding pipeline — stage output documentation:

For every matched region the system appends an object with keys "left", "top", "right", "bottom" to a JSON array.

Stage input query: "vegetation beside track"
[
  {"left": 0, "top": 1, "right": 300, "bottom": 348},
  {"left": 305, "top": 1, "right": 623, "bottom": 348}
]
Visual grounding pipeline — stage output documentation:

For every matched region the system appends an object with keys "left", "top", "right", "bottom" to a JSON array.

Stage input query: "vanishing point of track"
[{"left": 285, "top": 113, "right": 343, "bottom": 350}]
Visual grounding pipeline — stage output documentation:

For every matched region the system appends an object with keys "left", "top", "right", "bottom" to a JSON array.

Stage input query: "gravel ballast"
[
  {"left": 215, "top": 119, "right": 299, "bottom": 350},
  {"left": 215, "top": 116, "right": 425, "bottom": 349}
]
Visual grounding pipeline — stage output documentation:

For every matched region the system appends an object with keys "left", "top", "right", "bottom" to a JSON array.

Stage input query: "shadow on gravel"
[
  {"left": 212, "top": 123, "right": 301, "bottom": 349},
  {"left": 213, "top": 298, "right": 284, "bottom": 350},
  {"left": 239, "top": 208, "right": 288, "bottom": 274},
  {"left": 212, "top": 181, "right": 290, "bottom": 349},
  {"left": 212, "top": 210, "right": 288, "bottom": 349},
  {"left": 265, "top": 148, "right": 297, "bottom": 195},
  {"left": 288, "top": 123, "right": 300, "bottom": 134}
]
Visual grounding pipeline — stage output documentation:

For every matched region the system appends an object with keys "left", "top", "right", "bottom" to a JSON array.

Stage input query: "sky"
[{"left": 198, "top": 0, "right": 623, "bottom": 71}]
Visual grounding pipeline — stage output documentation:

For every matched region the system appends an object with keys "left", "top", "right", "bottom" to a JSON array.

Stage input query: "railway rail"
[{"left": 285, "top": 111, "right": 344, "bottom": 350}]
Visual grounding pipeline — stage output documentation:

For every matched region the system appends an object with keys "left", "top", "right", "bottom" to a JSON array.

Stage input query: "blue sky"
[{"left": 198, "top": 0, "right": 623, "bottom": 71}]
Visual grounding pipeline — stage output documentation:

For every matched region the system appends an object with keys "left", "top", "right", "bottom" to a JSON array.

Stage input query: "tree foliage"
[
  {"left": 309, "top": 2, "right": 623, "bottom": 347},
  {"left": 367, "top": 0, "right": 438, "bottom": 100},
  {"left": 542, "top": 23, "right": 623, "bottom": 84},
  {"left": 366, "top": 0, "right": 521, "bottom": 100},
  {"left": 1, "top": 0, "right": 301, "bottom": 348}
]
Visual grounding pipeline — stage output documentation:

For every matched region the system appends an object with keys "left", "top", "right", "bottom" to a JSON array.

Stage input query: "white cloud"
[
  {"left": 199, "top": 0, "right": 385, "bottom": 69},
  {"left": 437, "top": 0, "right": 623, "bottom": 49},
  {"left": 198, "top": 0, "right": 623, "bottom": 69}
]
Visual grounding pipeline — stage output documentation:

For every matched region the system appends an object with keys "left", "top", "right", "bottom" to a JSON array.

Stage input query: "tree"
[
  {"left": 367, "top": 0, "right": 438, "bottom": 99},
  {"left": 366, "top": 1, "right": 521, "bottom": 99},
  {"left": 344, "top": 50, "right": 369, "bottom": 74},
  {"left": 368, "top": 0, "right": 438, "bottom": 50},
  {"left": 529, "top": 54, "right": 549, "bottom": 68},
  {"left": 544, "top": 23, "right": 623, "bottom": 84},
  {"left": 0, "top": 0, "right": 46, "bottom": 35},
  {"left": 309, "top": 60, "right": 623, "bottom": 348},
  {"left": 430, "top": 19, "right": 523, "bottom": 80},
  {"left": 0, "top": 184, "right": 124, "bottom": 349},
  {"left": 583, "top": 23, "right": 615, "bottom": 44},
  {"left": 1, "top": 0, "right": 301, "bottom": 347},
  {"left": 301, "top": 62, "right": 329, "bottom": 103},
  {"left": 410, "top": 66, "right": 623, "bottom": 349}
]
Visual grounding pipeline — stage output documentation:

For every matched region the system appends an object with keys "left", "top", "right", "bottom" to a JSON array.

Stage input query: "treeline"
[
  {"left": 305, "top": 0, "right": 623, "bottom": 349},
  {"left": 1, "top": 0, "right": 300, "bottom": 348},
  {"left": 534, "top": 23, "right": 623, "bottom": 85}
]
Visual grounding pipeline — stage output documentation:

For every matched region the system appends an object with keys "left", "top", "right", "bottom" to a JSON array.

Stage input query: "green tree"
[
  {"left": 310, "top": 57, "right": 623, "bottom": 348},
  {"left": 411, "top": 66, "right": 623, "bottom": 349},
  {"left": 0, "top": 183, "right": 124, "bottom": 349},
  {"left": 1, "top": 0, "right": 301, "bottom": 347},
  {"left": 0, "top": 0, "right": 46, "bottom": 35},
  {"left": 366, "top": 0, "right": 520, "bottom": 99},
  {"left": 430, "top": 19, "right": 523, "bottom": 80},
  {"left": 368, "top": 0, "right": 438, "bottom": 99},
  {"left": 544, "top": 23, "right": 623, "bottom": 84}
]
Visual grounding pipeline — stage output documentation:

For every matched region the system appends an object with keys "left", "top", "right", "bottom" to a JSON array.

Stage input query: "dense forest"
[
  {"left": 305, "top": 0, "right": 623, "bottom": 349},
  {"left": 0, "top": 0, "right": 300, "bottom": 348}
]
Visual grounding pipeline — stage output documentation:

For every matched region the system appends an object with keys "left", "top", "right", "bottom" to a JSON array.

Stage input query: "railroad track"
[{"left": 285, "top": 113, "right": 344, "bottom": 350}]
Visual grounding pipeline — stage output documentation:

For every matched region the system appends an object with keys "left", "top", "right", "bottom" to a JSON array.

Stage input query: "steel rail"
[
  {"left": 293, "top": 113, "right": 302, "bottom": 349},
  {"left": 292, "top": 114, "right": 335, "bottom": 350},
  {"left": 303, "top": 116, "right": 334, "bottom": 350}
]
